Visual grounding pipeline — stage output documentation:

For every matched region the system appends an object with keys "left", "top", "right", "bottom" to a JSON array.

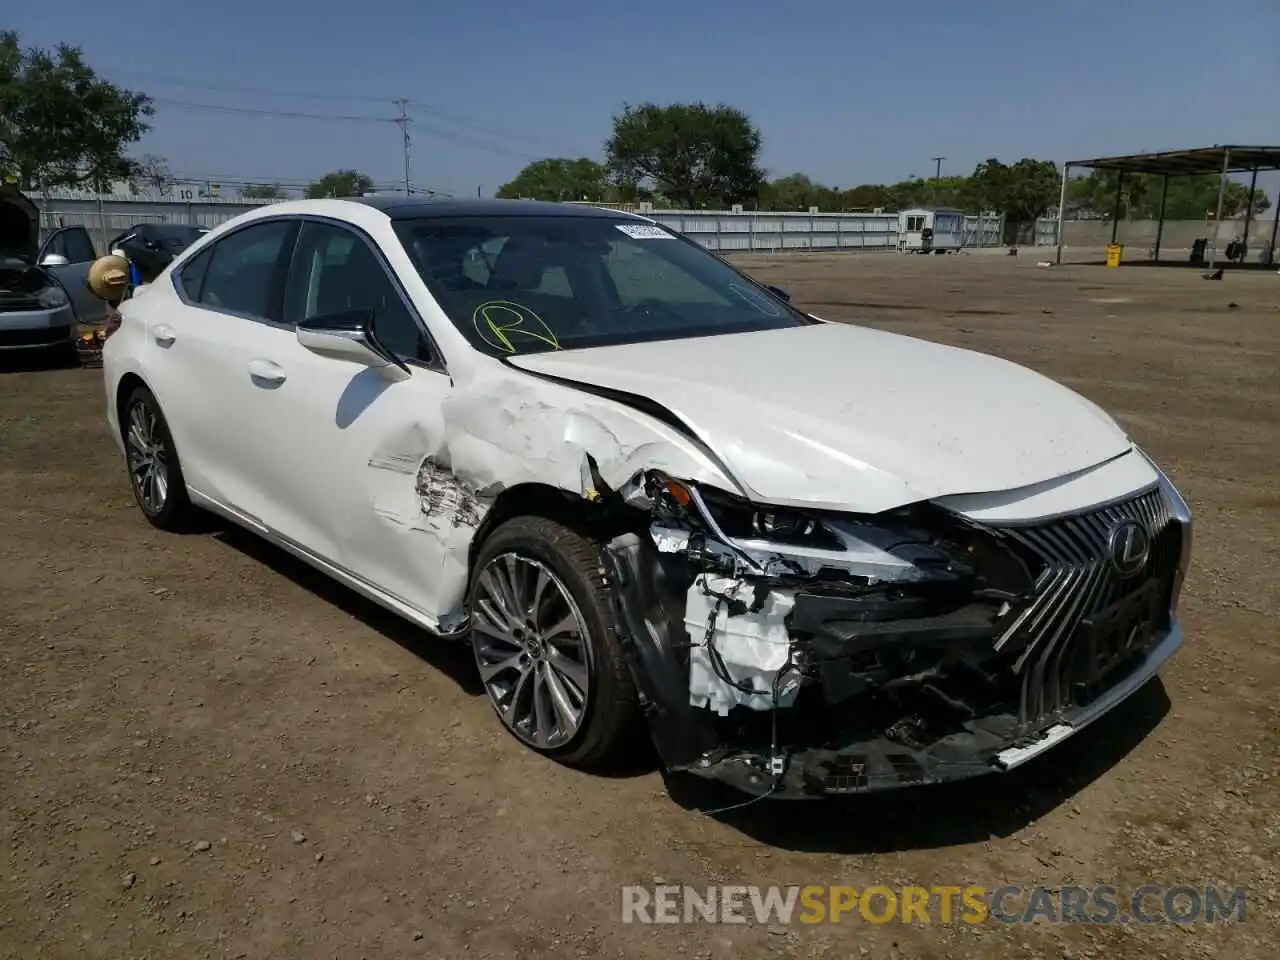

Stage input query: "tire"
[
  {"left": 121, "top": 385, "right": 196, "bottom": 531},
  {"left": 468, "top": 516, "right": 639, "bottom": 769}
]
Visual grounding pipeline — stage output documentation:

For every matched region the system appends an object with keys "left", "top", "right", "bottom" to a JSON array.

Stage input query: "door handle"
[
  {"left": 247, "top": 358, "right": 287, "bottom": 386},
  {"left": 153, "top": 324, "right": 176, "bottom": 347}
]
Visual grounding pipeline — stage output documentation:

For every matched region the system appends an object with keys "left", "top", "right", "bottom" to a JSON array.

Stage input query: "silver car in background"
[{"left": 1, "top": 185, "right": 114, "bottom": 355}]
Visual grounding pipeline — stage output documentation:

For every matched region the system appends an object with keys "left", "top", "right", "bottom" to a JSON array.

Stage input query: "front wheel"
[
  {"left": 122, "top": 386, "right": 196, "bottom": 531},
  {"left": 468, "top": 516, "right": 639, "bottom": 769}
]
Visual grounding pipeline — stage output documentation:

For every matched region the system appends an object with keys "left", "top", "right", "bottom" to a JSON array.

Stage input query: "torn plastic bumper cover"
[{"left": 601, "top": 472, "right": 1188, "bottom": 799}]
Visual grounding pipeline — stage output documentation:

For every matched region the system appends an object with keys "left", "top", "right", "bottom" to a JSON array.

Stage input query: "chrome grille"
[{"left": 989, "top": 486, "right": 1181, "bottom": 725}]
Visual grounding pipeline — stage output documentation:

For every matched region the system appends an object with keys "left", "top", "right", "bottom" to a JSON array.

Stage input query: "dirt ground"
[{"left": 2, "top": 252, "right": 1277, "bottom": 959}]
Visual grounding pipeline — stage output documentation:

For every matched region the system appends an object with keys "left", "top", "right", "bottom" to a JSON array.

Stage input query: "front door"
[
  {"left": 232, "top": 218, "right": 460, "bottom": 621},
  {"left": 38, "top": 226, "right": 106, "bottom": 324}
]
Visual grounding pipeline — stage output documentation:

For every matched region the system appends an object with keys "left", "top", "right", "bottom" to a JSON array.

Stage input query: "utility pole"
[
  {"left": 393, "top": 99, "right": 411, "bottom": 196},
  {"left": 932, "top": 156, "right": 945, "bottom": 180}
]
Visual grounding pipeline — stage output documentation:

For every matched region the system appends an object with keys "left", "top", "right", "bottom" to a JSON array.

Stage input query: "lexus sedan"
[{"left": 97, "top": 197, "right": 1192, "bottom": 799}]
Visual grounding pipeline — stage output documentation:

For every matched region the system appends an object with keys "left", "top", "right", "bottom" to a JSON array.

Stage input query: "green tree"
[
  {"left": 0, "top": 31, "right": 154, "bottom": 191},
  {"left": 967, "top": 158, "right": 1060, "bottom": 241},
  {"left": 605, "top": 102, "right": 764, "bottom": 209},
  {"left": 1068, "top": 170, "right": 1270, "bottom": 220},
  {"left": 760, "top": 173, "right": 831, "bottom": 211},
  {"left": 306, "top": 169, "right": 374, "bottom": 198},
  {"left": 496, "top": 158, "right": 608, "bottom": 201},
  {"left": 969, "top": 158, "right": 1061, "bottom": 220},
  {"left": 241, "top": 182, "right": 285, "bottom": 200},
  {"left": 922, "top": 175, "right": 976, "bottom": 209},
  {"left": 839, "top": 184, "right": 894, "bottom": 211}
]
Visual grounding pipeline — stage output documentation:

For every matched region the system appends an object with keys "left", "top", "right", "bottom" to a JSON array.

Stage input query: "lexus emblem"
[{"left": 1107, "top": 519, "right": 1150, "bottom": 578}]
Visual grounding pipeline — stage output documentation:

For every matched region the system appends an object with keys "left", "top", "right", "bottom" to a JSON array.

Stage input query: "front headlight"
[
  {"left": 676, "top": 479, "right": 1038, "bottom": 595},
  {"left": 659, "top": 478, "right": 962, "bottom": 584},
  {"left": 37, "top": 285, "right": 69, "bottom": 309},
  {"left": 693, "top": 484, "right": 841, "bottom": 550}
]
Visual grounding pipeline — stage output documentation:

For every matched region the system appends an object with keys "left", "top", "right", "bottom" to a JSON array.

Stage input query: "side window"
[
  {"left": 42, "top": 227, "right": 96, "bottom": 264},
  {"left": 284, "top": 221, "right": 430, "bottom": 362},
  {"left": 62, "top": 228, "right": 97, "bottom": 264},
  {"left": 177, "top": 246, "right": 213, "bottom": 301},
  {"left": 199, "top": 220, "right": 295, "bottom": 320}
]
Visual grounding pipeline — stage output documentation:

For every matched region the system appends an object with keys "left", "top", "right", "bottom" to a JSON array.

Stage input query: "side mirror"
[
  {"left": 296, "top": 308, "right": 411, "bottom": 381},
  {"left": 765, "top": 284, "right": 791, "bottom": 302},
  {"left": 40, "top": 252, "right": 70, "bottom": 267}
]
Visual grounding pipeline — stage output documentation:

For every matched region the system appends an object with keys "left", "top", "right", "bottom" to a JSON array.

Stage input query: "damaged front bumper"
[
  {"left": 602, "top": 472, "right": 1191, "bottom": 800},
  {"left": 676, "top": 621, "right": 1181, "bottom": 799}
]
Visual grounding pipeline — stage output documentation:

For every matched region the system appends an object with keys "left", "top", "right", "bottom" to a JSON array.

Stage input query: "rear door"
[
  {"left": 38, "top": 227, "right": 105, "bottom": 324},
  {"left": 143, "top": 218, "right": 300, "bottom": 513}
]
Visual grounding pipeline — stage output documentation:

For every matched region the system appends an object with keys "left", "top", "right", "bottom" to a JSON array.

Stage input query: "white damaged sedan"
[{"left": 98, "top": 198, "right": 1192, "bottom": 799}]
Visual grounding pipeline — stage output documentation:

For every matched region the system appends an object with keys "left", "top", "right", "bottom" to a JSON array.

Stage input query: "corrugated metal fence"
[
  {"left": 639, "top": 210, "right": 1006, "bottom": 252},
  {"left": 35, "top": 194, "right": 1014, "bottom": 254}
]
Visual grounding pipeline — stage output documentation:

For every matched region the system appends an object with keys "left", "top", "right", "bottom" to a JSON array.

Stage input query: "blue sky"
[{"left": 11, "top": 0, "right": 1280, "bottom": 199}]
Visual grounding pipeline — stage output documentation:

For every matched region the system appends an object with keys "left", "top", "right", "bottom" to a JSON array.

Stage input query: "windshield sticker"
[
  {"left": 615, "top": 224, "right": 675, "bottom": 240},
  {"left": 727, "top": 282, "right": 783, "bottom": 318},
  {"left": 473, "top": 300, "right": 560, "bottom": 353}
]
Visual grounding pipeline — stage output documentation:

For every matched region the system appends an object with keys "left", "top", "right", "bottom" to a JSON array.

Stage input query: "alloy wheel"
[
  {"left": 471, "top": 553, "right": 593, "bottom": 750},
  {"left": 125, "top": 401, "right": 169, "bottom": 515}
]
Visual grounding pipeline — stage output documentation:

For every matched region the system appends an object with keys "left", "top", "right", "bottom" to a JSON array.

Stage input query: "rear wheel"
[
  {"left": 468, "top": 516, "right": 638, "bottom": 768},
  {"left": 122, "top": 386, "right": 196, "bottom": 531}
]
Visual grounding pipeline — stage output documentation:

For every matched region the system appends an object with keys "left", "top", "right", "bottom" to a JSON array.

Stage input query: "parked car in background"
[
  {"left": 92, "top": 197, "right": 1193, "bottom": 801},
  {"left": 108, "top": 223, "right": 209, "bottom": 285},
  {"left": 0, "top": 185, "right": 110, "bottom": 355}
]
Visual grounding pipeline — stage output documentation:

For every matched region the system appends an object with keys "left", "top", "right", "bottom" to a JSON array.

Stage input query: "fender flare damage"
[{"left": 374, "top": 371, "right": 1186, "bottom": 800}]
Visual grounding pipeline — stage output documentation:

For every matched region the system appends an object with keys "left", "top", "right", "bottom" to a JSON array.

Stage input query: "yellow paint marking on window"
[{"left": 472, "top": 300, "right": 560, "bottom": 353}]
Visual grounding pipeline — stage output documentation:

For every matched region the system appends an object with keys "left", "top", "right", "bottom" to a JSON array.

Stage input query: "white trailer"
[{"left": 897, "top": 207, "right": 966, "bottom": 253}]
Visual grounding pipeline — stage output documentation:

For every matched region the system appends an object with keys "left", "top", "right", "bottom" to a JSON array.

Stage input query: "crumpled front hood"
[{"left": 506, "top": 322, "right": 1133, "bottom": 513}]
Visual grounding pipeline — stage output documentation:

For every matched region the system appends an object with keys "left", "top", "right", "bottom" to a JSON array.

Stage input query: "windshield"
[{"left": 392, "top": 215, "right": 811, "bottom": 355}]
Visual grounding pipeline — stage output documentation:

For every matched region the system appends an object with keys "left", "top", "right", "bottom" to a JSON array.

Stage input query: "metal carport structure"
[{"left": 1053, "top": 145, "right": 1280, "bottom": 268}]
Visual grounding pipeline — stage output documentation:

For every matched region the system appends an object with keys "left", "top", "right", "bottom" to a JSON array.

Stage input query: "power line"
[
  {"left": 105, "top": 66, "right": 400, "bottom": 105},
  {"left": 152, "top": 97, "right": 542, "bottom": 161},
  {"left": 405, "top": 100, "right": 574, "bottom": 154},
  {"left": 112, "top": 66, "right": 581, "bottom": 155},
  {"left": 151, "top": 97, "right": 398, "bottom": 124}
]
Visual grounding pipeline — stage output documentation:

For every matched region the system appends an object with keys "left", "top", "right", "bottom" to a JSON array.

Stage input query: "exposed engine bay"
[
  {"left": 0, "top": 259, "right": 66, "bottom": 312},
  {"left": 594, "top": 469, "right": 1185, "bottom": 799}
]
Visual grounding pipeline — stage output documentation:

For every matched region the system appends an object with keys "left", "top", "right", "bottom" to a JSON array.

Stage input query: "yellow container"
[{"left": 1105, "top": 243, "right": 1123, "bottom": 267}]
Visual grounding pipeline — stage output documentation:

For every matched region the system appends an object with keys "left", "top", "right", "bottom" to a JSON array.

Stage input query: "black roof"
[
  {"left": 351, "top": 196, "right": 638, "bottom": 220},
  {"left": 1067, "top": 145, "right": 1280, "bottom": 176}
]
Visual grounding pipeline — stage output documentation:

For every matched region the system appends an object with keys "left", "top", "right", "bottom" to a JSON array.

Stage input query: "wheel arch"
[
  {"left": 462, "top": 481, "right": 642, "bottom": 607},
  {"left": 115, "top": 372, "right": 150, "bottom": 438}
]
